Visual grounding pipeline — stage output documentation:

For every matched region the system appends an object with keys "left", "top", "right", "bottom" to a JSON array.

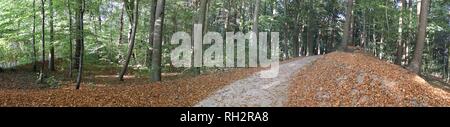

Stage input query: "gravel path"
[{"left": 195, "top": 56, "right": 322, "bottom": 107}]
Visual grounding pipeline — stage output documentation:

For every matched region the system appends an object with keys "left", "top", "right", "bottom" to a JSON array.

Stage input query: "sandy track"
[{"left": 195, "top": 56, "right": 322, "bottom": 107}]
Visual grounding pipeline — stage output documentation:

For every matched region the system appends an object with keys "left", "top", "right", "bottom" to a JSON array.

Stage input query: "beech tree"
[
  {"left": 151, "top": 0, "right": 166, "bottom": 81},
  {"left": 409, "top": 0, "right": 430, "bottom": 74},
  {"left": 119, "top": 0, "right": 140, "bottom": 81}
]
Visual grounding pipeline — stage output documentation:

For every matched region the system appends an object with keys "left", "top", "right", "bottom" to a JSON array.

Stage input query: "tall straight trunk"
[
  {"left": 38, "top": 0, "right": 46, "bottom": 83},
  {"left": 124, "top": 0, "right": 135, "bottom": 53},
  {"left": 75, "top": 0, "right": 85, "bottom": 89},
  {"left": 283, "top": 0, "right": 289, "bottom": 59},
  {"left": 404, "top": 0, "right": 414, "bottom": 64},
  {"left": 119, "top": 0, "right": 140, "bottom": 81},
  {"left": 98, "top": 0, "right": 102, "bottom": 33},
  {"left": 408, "top": 0, "right": 429, "bottom": 74},
  {"left": 293, "top": 15, "right": 300, "bottom": 57},
  {"left": 147, "top": 0, "right": 157, "bottom": 69},
  {"left": 329, "top": 2, "right": 337, "bottom": 53},
  {"left": 253, "top": 0, "right": 260, "bottom": 62},
  {"left": 151, "top": 0, "right": 166, "bottom": 81},
  {"left": 253, "top": 0, "right": 260, "bottom": 40},
  {"left": 224, "top": 0, "right": 230, "bottom": 31},
  {"left": 49, "top": 0, "right": 55, "bottom": 71},
  {"left": 372, "top": 19, "right": 377, "bottom": 55},
  {"left": 395, "top": 0, "right": 405, "bottom": 65},
  {"left": 32, "top": 0, "right": 37, "bottom": 72},
  {"left": 360, "top": 10, "right": 367, "bottom": 48},
  {"left": 306, "top": 0, "right": 314, "bottom": 56},
  {"left": 306, "top": 25, "right": 313, "bottom": 56},
  {"left": 74, "top": 13, "right": 81, "bottom": 68},
  {"left": 338, "top": 0, "right": 353, "bottom": 51},
  {"left": 384, "top": 0, "right": 390, "bottom": 32},
  {"left": 282, "top": 22, "right": 290, "bottom": 59},
  {"left": 328, "top": 17, "right": 334, "bottom": 53},
  {"left": 118, "top": 4, "right": 125, "bottom": 44},
  {"left": 68, "top": 0, "right": 73, "bottom": 77},
  {"left": 316, "top": 28, "right": 322, "bottom": 55},
  {"left": 349, "top": 5, "right": 355, "bottom": 46},
  {"left": 417, "top": 0, "right": 421, "bottom": 19}
]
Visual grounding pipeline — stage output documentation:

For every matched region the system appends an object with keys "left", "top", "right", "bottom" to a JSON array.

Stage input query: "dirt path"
[{"left": 195, "top": 56, "right": 322, "bottom": 107}]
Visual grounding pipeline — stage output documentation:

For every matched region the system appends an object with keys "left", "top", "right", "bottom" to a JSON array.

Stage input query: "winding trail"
[{"left": 195, "top": 56, "right": 322, "bottom": 107}]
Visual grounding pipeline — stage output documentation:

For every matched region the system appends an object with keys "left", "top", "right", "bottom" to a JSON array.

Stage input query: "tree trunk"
[
  {"left": 360, "top": 10, "right": 367, "bottom": 48},
  {"left": 292, "top": 0, "right": 301, "bottom": 57},
  {"left": 395, "top": 0, "right": 405, "bottom": 65},
  {"left": 349, "top": 4, "right": 355, "bottom": 46},
  {"left": 306, "top": 26, "right": 313, "bottom": 56},
  {"left": 49, "top": 0, "right": 56, "bottom": 72},
  {"left": 98, "top": 0, "right": 102, "bottom": 33},
  {"left": 151, "top": 0, "right": 166, "bottom": 81},
  {"left": 317, "top": 28, "right": 322, "bottom": 55},
  {"left": 75, "top": 0, "right": 85, "bottom": 89},
  {"left": 329, "top": 1, "right": 337, "bottom": 53},
  {"left": 408, "top": 0, "right": 429, "bottom": 74},
  {"left": 338, "top": 0, "right": 353, "bottom": 51},
  {"left": 119, "top": 0, "right": 140, "bottom": 81},
  {"left": 283, "top": 0, "right": 289, "bottom": 59},
  {"left": 405, "top": 0, "right": 413, "bottom": 65},
  {"left": 32, "top": 0, "right": 37, "bottom": 72},
  {"left": 38, "top": 0, "right": 46, "bottom": 83},
  {"left": 74, "top": 1, "right": 83, "bottom": 69},
  {"left": 147, "top": 0, "right": 157, "bottom": 70},
  {"left": 253, "top": 0, "right": 260, "bottom": 63},
  {"left": 68, "top": 0, "right": 73, "bottom": 77},
  {"left": 118, "top": 4, "right": 125, "bottom": 44},
  {"left": 292, "top": 15, "right": 300, "bottom": 57},
  {"left": 224, "top": 0, "right": 230, "bottom": 31}
]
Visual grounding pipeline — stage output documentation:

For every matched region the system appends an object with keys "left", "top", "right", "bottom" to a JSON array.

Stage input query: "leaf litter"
[{"left": 288, "top": 52, "right": 450, "bottom": 107}]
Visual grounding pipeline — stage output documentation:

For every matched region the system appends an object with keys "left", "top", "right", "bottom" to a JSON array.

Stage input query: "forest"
[{"left": 0, "top": 0, "right": 449, "bottom": 107}]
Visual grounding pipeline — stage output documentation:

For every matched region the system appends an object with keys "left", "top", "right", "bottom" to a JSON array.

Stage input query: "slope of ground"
[
  {"left": 288, "top": 52, "right": 450, "bottom": 107},
  {"left": 0, "top": 64, "right": 260, "bottom": 107}
]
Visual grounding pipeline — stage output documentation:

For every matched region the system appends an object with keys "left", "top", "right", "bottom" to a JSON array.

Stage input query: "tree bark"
[
  {"left": 306, "top": 0, "right": 314, "bottom": 56},
  {"left": 32, "top": 0, "right": 37, "bottom": 72},
  {"left": 68, "top": 0, "right": 73, "bottom": 77},
  {"left": 338, "top": 0, "right": 353, "bottom": 51},
  {"left": 405, "top": 0, "right": 413, "bottom": 64},
  {"left": 49, "top": 0, "right": 56, "bottom": 71},
  {"left": 119, "top": 0, "right": 140, "bottom": 81},
  {"left": 253, "top": 0, "right": 261, "bottom": 63},
  {"left": 395, "top": 0, "right": 406, "bottom": 65},
  {"left": 283, "top": 0, "right": 289, "bottom": 59},
  {"left": 191, "top": 0, "right": 208, "bottom": 75},
  {"left": 118, "top": 4, "right": 125, "bottom": 44},
  {"left": 98, "top": 0, "right": 102, "bottom": 33},
  {"left": 147, "top": 0, "right": 157, "bottom": 70},
  {"left": 74, "top": 1, "right": 83, "bottom": 69},
  {"left": 408, "top": 0, "right": 429, "bottom": 74},
  {"left": 151, "top": 0, "right": 166, "bottom": 81},
  {"left": 292, "top": 14, "right": 300, "bottom": 57},
  {"left": 75, "top": 0, "right": 85, "bottom": 89}
]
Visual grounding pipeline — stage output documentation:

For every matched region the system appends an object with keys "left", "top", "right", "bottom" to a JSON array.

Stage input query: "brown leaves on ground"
[
  {"left": 0, "top": 66, "right": 260, "bottom": 107},
  {"left": 288, "top": 52, "right": 450, "bottom": 107}
]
